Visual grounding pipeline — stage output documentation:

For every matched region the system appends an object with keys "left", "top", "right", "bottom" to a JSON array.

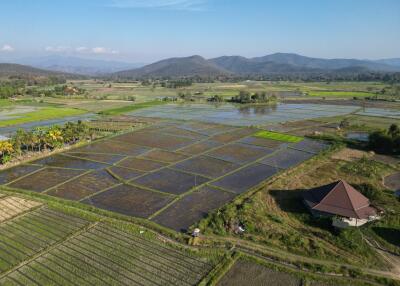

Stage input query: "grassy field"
[
  {"left": 0, "top": 106, "right": 87, "bottom": 127},
  {"left": 199, "top": 147, "right": 400, "bottom": 271},
  {"left": 307, "top": 91, "right": 373, "bottom": 98},
  {"left": 254, "top": 130, "right": 303, "bottom": 142},
  {"left": 99, "top": 100, "right": 167, "bottom": 115}
]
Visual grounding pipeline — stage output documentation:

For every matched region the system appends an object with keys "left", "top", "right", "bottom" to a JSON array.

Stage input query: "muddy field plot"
[
  {"left": 65, "top": 152, "right": 126, "bottom": 164},
  {"left": 289, "top": 139, "right": 329, "bottom": 154},
  {"left": 207, "top": 143, "right": 274, "bottom": 165},
  {"left": 239, "top": 136, "right": 288, "bottom": 149},
  {"left": 210, "top": 127, "right": 258, "bottom": 143},
  {"left": 0, "top": 222, "right": 215, "bottom": 286},
  {"left": 158, "top": 126, "right": 208, "bottom": 140},
  {"left": 47, "top": 170, "right": 120, "bottom": 201},
  {"left": 75, "top": 139, "right": 150, "bottom": 156},
  {"left": 384, "top": 172, "right": 400, "bottom": 192},
  {"left": 8, "top": 168, "right": 83, "bottom": 193},
  {"left": 33, "top": 154, "right": 108, "bottom": 170},
  {"left": 133, "top": 168, "right": 210, "bottom": 195},
  {"left": 107, "top": 166, "right": 144, "bottom": 181},
  {"left": 152, "top": 186, "right": 236, "bottom": 231},
  {"left": 172, "top": 155, "right": 240, "bottom": 179},
  {"left": 178, "top": 140, "right": 223, "bottom": 155},
  {"left": 260, "top": 148, "right": 314, "bottom": 170},
  {"left": 0, "top": 164, "right": 42, "bottom": 185},
  {"left": 217, "top": 260, "right": 301, "bottom": 286},
  {"left": 211, "top": 163, "right": 280, "bottom": 194},
  {"left": 0, "top": 196, "right": 41, "bottom": 223},
  {"left": 116, "top": 157, "right": 167, "bottom": 172},
  {"left": 113, "top": 131, "right": 197, "bottom": 151},
  {"left": 82, "top": 184, "right": 173, "bottom": 218},
  {"left": 139, "top": 149, "right": 188, "bottom": 163}
]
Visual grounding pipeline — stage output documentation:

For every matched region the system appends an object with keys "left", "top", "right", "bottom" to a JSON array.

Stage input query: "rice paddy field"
[{"left": 0, "top": 119, "right": 329, "bottom": 232}]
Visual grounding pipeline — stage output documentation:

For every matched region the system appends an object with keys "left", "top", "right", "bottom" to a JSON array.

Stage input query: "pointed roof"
[{"left": 303, "top": 180, "right": 376, "bottom": 219}]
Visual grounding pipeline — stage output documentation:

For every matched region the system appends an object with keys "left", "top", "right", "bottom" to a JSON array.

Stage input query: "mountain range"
[
  {"left": 111, "top": 53, "right": 400, "bottom": 79},
  {"left": 1, "top": 55, "right": 145, "bottom": 76},
  {"left": 1, "top": 53, "right": 400, "bottom": 79},
  {"left": 0, "top": 63, "right": 80, "bottom": 79}
]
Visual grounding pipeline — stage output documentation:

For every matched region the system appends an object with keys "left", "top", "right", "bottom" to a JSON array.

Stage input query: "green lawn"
[
  {"left": 99, "top": 100, "right": 167, "bottom": 115},
  {"left": 307, "top": 91, "right": 373, "bottom": 98},
  {"left": 255, "top": 130, "right": 303, "bottom": 143},
  {"left": 0, "top": 106, "right": 86, "bottom": 127}
]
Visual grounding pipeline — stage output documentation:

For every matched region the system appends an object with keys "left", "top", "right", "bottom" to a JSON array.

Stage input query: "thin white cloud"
[
  {"left": 45, "top": 46, "right": 70, "bottom": 52},
  {"left": 1, "top": 44, "right": 15, "bottom": 52},
  {"left": 109, "top": 0, "right": 207, "bottom": 11},
  {"left": 76, "top": 46, "right": 88, "bottom": 52},
  {"left": 45, "top": 46, "right": 119, "bottom": 55}
]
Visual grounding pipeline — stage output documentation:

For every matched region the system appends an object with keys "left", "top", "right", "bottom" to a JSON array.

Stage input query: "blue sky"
[{"left": 0, "top": 0, "right": 399, "bottom": 62}]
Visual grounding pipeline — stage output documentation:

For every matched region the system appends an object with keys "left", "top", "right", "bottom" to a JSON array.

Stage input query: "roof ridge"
[{"left": 313, "top": 180, "right": 341, "bottom": 210}]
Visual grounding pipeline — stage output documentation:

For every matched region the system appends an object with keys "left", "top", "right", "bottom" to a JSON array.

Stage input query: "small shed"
[{"left": 303, "top": 180, "right": 378, "bottom": 228}]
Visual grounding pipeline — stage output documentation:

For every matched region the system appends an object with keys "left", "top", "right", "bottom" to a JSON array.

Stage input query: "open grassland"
[
  {"left": 200, "top": 147, "right": 400, "bottom": 272},
  {"left": 307, "top": 91, "right": 373, "bottom": 98}
]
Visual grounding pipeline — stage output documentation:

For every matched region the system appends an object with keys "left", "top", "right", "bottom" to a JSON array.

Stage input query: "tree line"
[
  {"left": 369, "top": 124, "right": 400, "bottom": 154},
  {"left": 0, "top": 121, "right": 93, "bottom": 164}
]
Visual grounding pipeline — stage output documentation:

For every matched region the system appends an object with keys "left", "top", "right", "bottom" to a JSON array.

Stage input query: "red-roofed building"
[{"left": 303, "top": 180, "right": 379, "bottom": 227}]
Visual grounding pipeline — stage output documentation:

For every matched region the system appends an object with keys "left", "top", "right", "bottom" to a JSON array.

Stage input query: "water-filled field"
[
  {"left": 0, "top": 119, "right": 328, "bottom": 232},
  {"left": 128, "top": 103, "right": 360, "bottom": 126}
]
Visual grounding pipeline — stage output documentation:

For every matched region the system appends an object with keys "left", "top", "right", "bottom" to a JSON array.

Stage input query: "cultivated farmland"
[
  {"left": 0, "top": 195, "right": 217, "bottom": 286},
  {"left": 0, "top": 119, "right": 329, "bottom": 232}
]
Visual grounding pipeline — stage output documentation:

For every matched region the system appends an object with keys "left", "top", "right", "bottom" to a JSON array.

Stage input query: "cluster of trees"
[
  {"left": 229, "top": 91, "right": 276, "bottom": 104},
  {"left": 369, "top": 124, "right": 400, "bottom": 154},
  {"left": 0, "top": 78, "right": 73, "bottom": 99},
  {"left": 207, "top": 95, "right": 224, "bottom": 102},
  {"left": 160, "top": 79, "right": 193, "bottom": 88},
  {"left": 0, "top": 121, "right": 92, "bottom": 164}
]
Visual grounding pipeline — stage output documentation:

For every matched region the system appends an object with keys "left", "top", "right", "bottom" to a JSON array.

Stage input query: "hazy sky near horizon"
[{"left": 0, "top": 0, "right": 399, "bottom": 62}]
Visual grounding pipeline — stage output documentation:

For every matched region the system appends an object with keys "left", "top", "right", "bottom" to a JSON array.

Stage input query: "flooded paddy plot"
[
  {"left": 173, "top": 155, "right": 240, "bottom": 178},
  {"left": 356, "top": 107, "right": 400, "bottom": 119},
  {"left": 107, "top": 166, "right": 144, "bottom": 181},
  {"left": 0, "top": 196, "right": 41, "bottom": 223},
  {"left": 128, "top": 103, "right": 360, "bottom": 126},
  {"left": 217, "top": 259, "right": 301, "bottom": 286},
  {"left": 210, "top": 127, "right": 258, "bottom": 143},
  {"left": 133, "top": 168, "right": 209, "bottom": 195},
  {"left": 114, "top": 130, "right": 196, "bottom": 151},
  {"left": 8, "top": 167, "right": 83, "bottom": 192},
  {"left": 260, "top": 148, "right": 314, "bottom": 169},
  {"left": 74, "top": 139, "right": 150, "bottom": 156},
  {"left": 47, "top": 170, "right": 120, "bottom": 201},
  {"left": 139, "top": 149, "right": 188, "bottom": 163},
  {"left": 239, "top": 136, "right": 288, "bottom": 148},
  {"left": 152, "top": 186, "right": 236, "bottom": 232},
  {"left": 211, "top": 163, "right": 280, "bottom": 194},
  {"left": 0, "top": 164, "right": 42, "bottom": 184},
  {"left": 0, "top": 222, "right": 214, "bottom": 286},
  {"left": 0, "top": 207, "right": 89, "bottom": 273},
  {"left": 158, "top": 126, "right": 208, "bottom": 140},
  {"left": 65, "top": 152, "right": 125, "bottom": 164},
  {"left": 178, "top": 140, "right": 223, "bottom": 155},
  {"left": 384, "top": 172, "right": 400, "bottom": 192},
  {"left": 82, "top": 184, "right": 173, "bottom": 218},
  {"left": 116, "top": 157, "right": 167, "bottom": 172},
  {"left": 289, "top": 139, "right": 329, "bottom": 154},
  {"left": 207, "top": 143, "right": 274, "bottom": 164},
  {"left": 33, "top": 154, "right": 108, "bottom": 170}
]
